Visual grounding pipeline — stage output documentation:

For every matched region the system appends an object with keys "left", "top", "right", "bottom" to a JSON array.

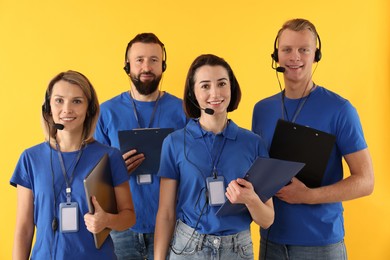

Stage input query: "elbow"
[
  {"left": 363, "top": 177, "right": 375, "bottom": 196},
  {"left": 262, "top": 213, "right": 275, "bottom": 230},
  {"left": 255, "top": 211, "right": 274, "bottom": 230},
  {"left": 116, "top": 209, "right": 136, "bottom": 231},
  {"left": 262, "top": 220, "right": 274, "bottom": 230},
  {"left": 129, "top": 210, "right": 136, "bottom": 228}
]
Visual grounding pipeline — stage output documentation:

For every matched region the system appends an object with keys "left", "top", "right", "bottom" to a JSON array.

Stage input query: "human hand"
[
  {"left": 122, "top": 149, "right": 145, "bottom": 174},
  {"left": 275, "top": 177, "right": 311, "bottom": 204},
  {"left": 225, "top": 178, "right": 256, "bottom": 204},
  {"left": 84, "top": 196, "right": 109, "bottom": 234}
]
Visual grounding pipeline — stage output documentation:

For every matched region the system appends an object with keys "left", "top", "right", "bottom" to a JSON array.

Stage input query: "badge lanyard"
[
  {"left": 197, "top": 121, "right": 228, "bottom": 178},
  {"left": 55, "top": 142, "right": 85, "bottom": 203},
  {"left": 129, "top": 91, "right": 161, "bottom": 184},
  {"left": 129, "top": 91, "right": 161, "bottom": 129},
  {"left": 281, "top": 83, "right": 316, "bottom": 123},
  {"left": 197, "top": 121, "right": 228, "bottom": 206}
]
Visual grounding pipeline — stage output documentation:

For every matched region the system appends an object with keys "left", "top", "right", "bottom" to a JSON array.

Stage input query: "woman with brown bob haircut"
[{"left": 155, "top": 54, "right": 274, "bottom": 259}]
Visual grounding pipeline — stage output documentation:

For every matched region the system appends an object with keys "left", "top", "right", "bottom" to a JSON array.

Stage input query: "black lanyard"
[
  {"left": 55, "top": 142, "right": 84, "bottom": 203},
  {"left": 129, "top": 91, "right": 161, "bottom": 128},
  {"left": 281, "top": 83, "right": 316, "bottom": 123},
  {"left": 197, "top": 120, "right": 228, "bottom": 179}
]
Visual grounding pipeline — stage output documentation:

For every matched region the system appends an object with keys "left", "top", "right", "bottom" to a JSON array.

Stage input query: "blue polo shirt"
[
  {"left": 252, "top": 86, "right": 367, "bottom": 245},
  {"left": 10, "top": 141, "right": 129, "bottom": 259},
  {"left": 158, "top": 119, "right": 268, "bottom": 235},
  {"left": 94, "top": 91, "right": 187, "bottom": 233}
]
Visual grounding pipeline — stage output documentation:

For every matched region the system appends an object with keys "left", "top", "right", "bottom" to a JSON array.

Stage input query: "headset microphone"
[
  {"left": 188, "top": 93, "right": 215, "bottom": 115},
  {"left": 203, "top": 108, "right": 215, "bottom": 115},
  {"left": 53, "top": 123, "right": 65, "bottom": 130},
  {"left": 276, "top": 67, "right": 286, "bottom": 73}
]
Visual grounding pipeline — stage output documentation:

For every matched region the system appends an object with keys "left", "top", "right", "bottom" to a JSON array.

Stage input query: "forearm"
[
  {"left": 13, "top": 227, "right": 34, "bottom": 260},
  {"left": 246, "top": 196, "right": 274, "bottom": 229},
  {"left": 306, "top": 173, "right": 374, "bottom": 204},
  {"left": 106, "top": 208, "right": 136, "bottom": 231},
  {"left": 154, "top": 212, "right": 175, "bottom": 260}
]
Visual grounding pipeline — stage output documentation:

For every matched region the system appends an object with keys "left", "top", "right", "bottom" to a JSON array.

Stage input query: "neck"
[
  {"left": 55, "top": 132, "right": 84, "bottom": 152},
  {"left": 199, "top": 113, "right": 228, "bottom": 134},
  {"left": 284, "top": 80, "right": 314, "bottom": 99},
  {"left": 130, "top": 87, "right": 161, "bottom": 102}
]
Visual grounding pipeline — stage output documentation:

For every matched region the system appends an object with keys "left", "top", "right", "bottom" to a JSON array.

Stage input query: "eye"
[
  {"left": 281, "top": 47, "right": 291, "bottom": 53},
  {"left": 200, "top": 83, "right": 210, "bottom": 89},
  {"left": 54, "top": 98, "right": 63, "bottom": 104},
  {"left": 152, "top": 58, "right": 159, "bottom": 63},
  {"left": 73, "top": 99, "right": 83, "bottom": 104},
  {"left": 218, "top": 81, "right": 227, "bottom": 87},
  {"left": 299, "top": 48, "right": 311, "bottom": 54}
]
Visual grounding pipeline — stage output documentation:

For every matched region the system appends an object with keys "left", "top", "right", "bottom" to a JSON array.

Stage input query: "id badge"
[
  {"left": 206, "top": 176, "right": 226, "bottom": 206},
  {"left": 137, "top": 174, "right": 152, "bottom": 185},
  {"left": 59, "top": 202, "right": 79, "bottom": 233}
]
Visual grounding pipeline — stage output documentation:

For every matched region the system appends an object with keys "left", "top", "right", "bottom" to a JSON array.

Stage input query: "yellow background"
[{"left": 1, "top": 1, "right": 389, "bottom": 259}]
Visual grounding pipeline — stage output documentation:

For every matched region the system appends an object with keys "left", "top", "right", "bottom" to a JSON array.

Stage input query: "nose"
[
  {"left": 210, "top": 85, "right": 219, "bottom": 97},
  {"left": 141, "top": 60, "right": 152, "bottom": 72},
  {"left": 62, "top": 101, "right": 73, "bottom": 113},
  {"left": 289, "top": 49, "right": 301, "bottom": 61}
]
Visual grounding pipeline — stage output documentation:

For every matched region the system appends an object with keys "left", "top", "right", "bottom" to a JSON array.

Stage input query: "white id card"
[
  {"left": 137, "top": 174, "right": 152, "bottom": 185},
  {"left": 59, "top": 202, "right": 79, "bottom": 233},
  {"left": 206, "top": 176, "right": 226, "bottom": 206}
]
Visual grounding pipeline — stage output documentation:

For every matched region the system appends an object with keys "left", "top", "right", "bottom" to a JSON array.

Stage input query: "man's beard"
[{"left": 130, "top": 72, "right": 162, "bottom": 95}]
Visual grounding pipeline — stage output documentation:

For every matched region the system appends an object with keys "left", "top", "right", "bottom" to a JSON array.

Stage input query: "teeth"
[
  {"left": 61, "top": 117, "right": 75, "bottom": 121},
  {"left": 209, "top": 101, "right": 222, "bottom": 105}
]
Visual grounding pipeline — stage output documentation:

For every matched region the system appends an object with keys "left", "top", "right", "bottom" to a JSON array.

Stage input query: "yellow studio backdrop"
[{"left": 0, "top": 0, "right": 389, "bottom": 259}]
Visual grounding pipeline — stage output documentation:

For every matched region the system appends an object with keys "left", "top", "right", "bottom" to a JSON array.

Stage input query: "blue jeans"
[
  {"left": 168, "top": 220, "right": 254, "bottom": 260},
  {"left": 259, "top": 238, "right": 347, "bottom": 260},
  {"left": 110, "top": 229, "right": 154, "bottom": 260}
]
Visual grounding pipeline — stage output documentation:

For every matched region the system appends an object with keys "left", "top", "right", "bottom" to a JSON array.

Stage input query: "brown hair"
[
  {"left": 183, "top": 54, "right": 241, "bottom": 118},
  {"left": 42, "top": 70, "right": 99, "bottom": 143}
]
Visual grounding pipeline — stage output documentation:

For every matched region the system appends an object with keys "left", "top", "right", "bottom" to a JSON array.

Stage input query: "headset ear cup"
[
  {"left": 42, "top": 92, "right": 50, "bottom": 114},
  {"left": 124, "top": 62, "right": 130, "bottom": 74},
  {"left": 162, "top": 61, "right": 166, "bottom": 72},
  {"left": 315, "top": 48, "right": 322, "bottom": 62},
  {"left": 271, "top": 48, "right": 279, "bottom": 62}
]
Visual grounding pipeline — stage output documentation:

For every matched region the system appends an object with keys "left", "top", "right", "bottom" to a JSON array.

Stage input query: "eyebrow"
[
  {"left": 135, "top": 55, "right": 160, "bottom": 59},
  {"left": 53, "top": 94, "right": 85, "bottom": 99},
  {"left": 199, "top": 77, "right": 228, "bottom": 84}
]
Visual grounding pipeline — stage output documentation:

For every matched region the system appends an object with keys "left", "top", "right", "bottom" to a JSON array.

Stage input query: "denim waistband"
[{"left": 174, "top": 220, "right": 251, "bottom": 250}]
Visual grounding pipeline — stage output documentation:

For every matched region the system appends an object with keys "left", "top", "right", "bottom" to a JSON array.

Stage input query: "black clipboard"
[
  {"left": 270, "top": 119, "right": 336, "bottom": 188},
  {"left": 83, "top": 153, "right": 117, "bottom": 249},
  {"left": 117, "top": 128, "right": 174, "bottom": 175},
  {"left": 215, "top": 157, "right": 305, "bottom": 217}
]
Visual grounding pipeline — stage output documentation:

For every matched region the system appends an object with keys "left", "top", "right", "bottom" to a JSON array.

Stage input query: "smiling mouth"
[
  {"left": 287, "top": 65, "right": 304, "bottom": 69},
  {"left": 208, "top": 100, "right": 224, "bottom": 105},
  {"left": 60, "top": 117, "right": 76, "bottom": 122}
]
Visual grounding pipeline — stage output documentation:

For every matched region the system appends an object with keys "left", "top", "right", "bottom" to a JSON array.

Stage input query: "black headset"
[
  {"left": 271, "top": 32, "right": 322, "bottom": 63},
  {"left": 123, "top": 45, "right": 167, "bottom": 74}
]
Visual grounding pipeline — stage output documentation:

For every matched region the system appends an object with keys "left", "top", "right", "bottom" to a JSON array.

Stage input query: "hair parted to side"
[
  {"left": 183, "top": 54, "right": 241, "bottom": 118},
  {"left": 42, "top": 70, "right": 100, "bottom": 143}
]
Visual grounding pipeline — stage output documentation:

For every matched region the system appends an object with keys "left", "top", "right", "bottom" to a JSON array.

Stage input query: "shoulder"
[
  {"left": 100, "top": 92, "right": 128, "bottom": 109},
  {"left": 229, "top": 120, "right": 262, "bottom": 141},
  {"left": 314, "top": 86, "right": 350, "bottom": 106},
  {"left": 87, "top": 141, "right": 122, "bottom": 156},
  {"left": 22, "top": 142, "right": 49, "bottom": 156},
  {"left": 161, "top": 92, "right": 183, "bottom": 105},
  {"left": 254, "top": 92, "right": 280, "bottom": 108},
  {"left": 237, "top": 125, "right": 263, "bottom": 141}
]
